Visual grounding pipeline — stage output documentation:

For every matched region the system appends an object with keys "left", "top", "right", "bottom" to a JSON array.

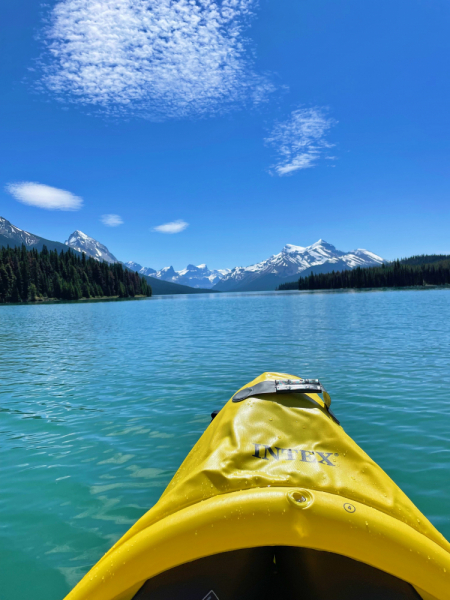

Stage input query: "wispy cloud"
[
  {"left": 6, "top": 182, "right": 83, "bottom": 210},
  {"left": 40, "top": 0, "right": 273, "bottom": 119},
  {"left": 153, "top": 219, "right": 188, "bottom": 234},
  {"left": 101, "top": 214, "right": 123, "bottom": 227},
  {"left": 265, "top": 108, "right": 336, "bottom": 176}
]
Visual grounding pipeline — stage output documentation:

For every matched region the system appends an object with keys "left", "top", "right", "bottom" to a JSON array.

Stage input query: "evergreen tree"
[{"left": 28, "top": 283, "right": 38, "bottom": 301}]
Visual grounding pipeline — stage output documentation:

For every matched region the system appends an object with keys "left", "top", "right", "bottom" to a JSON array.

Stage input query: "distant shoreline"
[
  {"left": 1, "top": 295, "right": 150, "bottom": 307},
  {"left": 278, "top": 284, "right": 450, "bottom": 293}
]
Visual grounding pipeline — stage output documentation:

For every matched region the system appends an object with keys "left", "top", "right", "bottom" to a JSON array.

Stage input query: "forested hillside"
[
  {"left": 0, "top": 245, "right": 151, "bottom": 303},
  {"left": 278, "top": 258, "right": 450, "bottom": 291},
  {"left": 398, "top": 254, "right": 450, "bottom": 266}
]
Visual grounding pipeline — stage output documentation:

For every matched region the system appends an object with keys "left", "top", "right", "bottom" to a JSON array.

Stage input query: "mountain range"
[
  {"left": 124, "top": 262, "right": 231, "bottom": 289},
  {"left": 124, "top": 240, "right": 383, "bottom": 291},
  {"left": 1, "top": 215, "right": 385, "bottom": 293},
  {"left": 64, "top": 232, "right": 230, "bottom": 289}
]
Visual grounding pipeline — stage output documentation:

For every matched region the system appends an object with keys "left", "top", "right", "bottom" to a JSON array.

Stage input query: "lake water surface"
[{"left": 1, "top": 289, "right": 450, "bottom": 600}]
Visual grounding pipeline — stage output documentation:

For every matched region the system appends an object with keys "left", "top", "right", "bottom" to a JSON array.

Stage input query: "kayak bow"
[{"left": 64, "top": 372, "right": 450, "bottom": 600}]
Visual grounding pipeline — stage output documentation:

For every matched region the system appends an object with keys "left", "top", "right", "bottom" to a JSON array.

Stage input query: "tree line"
[
  {"left": 0, "top": 244, "right": 152, "bottom": 303},
  {"left": 278, "top": 257, "right": 450, "bottom": 292}
]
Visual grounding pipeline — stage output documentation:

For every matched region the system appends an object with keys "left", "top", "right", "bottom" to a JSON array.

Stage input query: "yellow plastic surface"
[{"left": 64, "top": 372, "right": 450, "bottom": 600}]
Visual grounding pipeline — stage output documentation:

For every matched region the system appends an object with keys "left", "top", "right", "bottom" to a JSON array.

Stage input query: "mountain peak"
[
  {"left": 72, "top": 230, "right": 89, "bottom": 239},
  {"left": 124, "top": 261, "right": 156, "bottom": 276},
  {"left": 309, "top": 239, "right": 334, "bottom": 249},
  {"left": 159, "top": 266, "right": 176, "bottom": 275},
  {"left": 65, "top": 230, "right": 118, "bottom": 264},
  {"left": 350, "top": 248, "right": 384, "bottom": 262},
  {"left": 0, "top": 216, "right": 40, "bottom": 246},
  {"left": 124, "top": 261, "right": 143, "bottom": 272}
]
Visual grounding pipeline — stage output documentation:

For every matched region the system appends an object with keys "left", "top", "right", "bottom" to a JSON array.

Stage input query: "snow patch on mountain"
[{"left": 65, "top": 230, "right": 119, "bottom": 264}]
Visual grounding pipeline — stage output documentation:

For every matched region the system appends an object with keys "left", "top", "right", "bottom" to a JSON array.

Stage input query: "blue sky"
[{"left": 1, "top": 0, "right": 450, "bottom": 270}]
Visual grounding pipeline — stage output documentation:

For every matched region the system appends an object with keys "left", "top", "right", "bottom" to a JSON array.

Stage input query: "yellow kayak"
[{"left": 65, "top": 372, "right": 450, "bottom": 600}]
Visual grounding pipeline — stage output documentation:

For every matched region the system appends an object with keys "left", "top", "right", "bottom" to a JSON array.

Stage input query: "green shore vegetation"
[
  {"left": 278, "top": 255, "right": 450, "bottom": 292},
  {"left": 0, "top": 244, "right": 151, "bottom": 303}
]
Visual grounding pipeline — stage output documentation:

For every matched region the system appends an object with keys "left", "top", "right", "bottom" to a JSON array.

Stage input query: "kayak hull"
[
  {"left": 64, "top": 486, "right": 450, "bottom": 600},
  {"left": 64, "top": 373, "right": 450, "bottom": 600}
]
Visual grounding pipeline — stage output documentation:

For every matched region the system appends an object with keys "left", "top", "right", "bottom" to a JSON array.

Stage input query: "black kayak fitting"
[{"left": 232, "top": 379, "right": 340, "bottom": 425}]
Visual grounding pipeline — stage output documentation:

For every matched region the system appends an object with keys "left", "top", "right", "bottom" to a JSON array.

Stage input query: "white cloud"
[
  {"left": 101, "top": 214, "right": 123, "bottom": 226},
  {"left": 41, "top": 0, "right": 272, "bottom": 119},
  {"left": 153, "top": 219, "right": 188, "bottom": 234},
  {"left": 6, "top": 182, "right": 83, "bottom": 211},
  {"left": 265, "top": 108, "right": 336, "bottom": 176}
]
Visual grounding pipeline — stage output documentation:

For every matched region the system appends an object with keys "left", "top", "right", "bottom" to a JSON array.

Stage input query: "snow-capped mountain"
[
  {"left": 123, "top": 261, "right": 157, "bottom": 276},
  {"left": 0, "top": 216, "right": 40, "bottom": 246},
  {"left": 153, "top": 264, "right": 231, "bottom": 289},
  {"left": 65, "top": 231, "right": 119, "bottom": 264},
  {"left": 213, "top": 240, "right": 384, "bottom": 292}
]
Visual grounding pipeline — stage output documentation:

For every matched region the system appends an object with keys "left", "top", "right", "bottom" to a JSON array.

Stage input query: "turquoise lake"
[{"left": 1, "top": 289, "right": 450, "bottom": 600}]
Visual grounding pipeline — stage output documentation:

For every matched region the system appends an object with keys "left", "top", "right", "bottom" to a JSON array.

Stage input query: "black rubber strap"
[
  {"left": 232, "top": 380, "right": 323, "bottom": 402},
  {"left": 232, "top": 379, "right": 340, "bottom": 425}
]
